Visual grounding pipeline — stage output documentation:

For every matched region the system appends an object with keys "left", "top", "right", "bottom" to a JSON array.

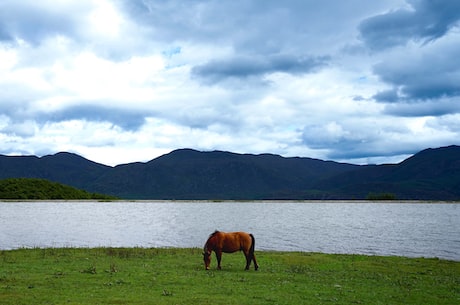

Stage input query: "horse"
[{"left": 203, "top": 230, "right": 259, "bottom": 271}]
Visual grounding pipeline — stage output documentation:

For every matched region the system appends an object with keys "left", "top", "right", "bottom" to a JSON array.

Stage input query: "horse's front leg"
[{"left": 215, "top": 250, "right": 222, "bottom": 270}]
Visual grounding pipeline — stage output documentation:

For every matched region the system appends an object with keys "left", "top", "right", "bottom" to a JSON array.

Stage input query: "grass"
[{"left": 0, "top": 248, "right": 458, "bottom": 304}]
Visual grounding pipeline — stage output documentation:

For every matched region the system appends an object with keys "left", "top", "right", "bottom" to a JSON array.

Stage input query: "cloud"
[
  {"left": 383, "top": 98, "right": 460, "bottom": 117},
  {"left": 43, "top": 105, "right": 148, "bottom": 131},
  {"left": 192, "top": 54, "right": 329, "bottom": 83},
  {"left": 0, "top": 0, "right": 459, "bottom": 166},
  {"left": 299, "top": 116, "right": 455, "bottom": 162},
  {"left": 120, "top": 0, "right": 382, "bottom": 55},
  {"left": 359, "top": 0, "right": 460, "bottom": 49},
  {"left": 426, "top": 114, "right": 460, "bottom": 133},
  {"left": 371, "top": 31, "right": 460, "bottom": 116},
  {"left": 0, "top": 100, "right": 148, "bottom": 132},
  {"left": 372, "top": 89, "right": 399, "bottom": 103},
  {"left": 0, "top": 0, "right": 91, "bottom": 45}
]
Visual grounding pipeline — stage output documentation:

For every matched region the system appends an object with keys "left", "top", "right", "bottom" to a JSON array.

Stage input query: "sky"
[{"left": 1, "top": 0, "right": 459, "bottom": 166}]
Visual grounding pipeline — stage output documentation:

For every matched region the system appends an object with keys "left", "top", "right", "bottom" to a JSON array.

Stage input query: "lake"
[{"left": 0, "top": 201, "right": 458, "bottom": 261}]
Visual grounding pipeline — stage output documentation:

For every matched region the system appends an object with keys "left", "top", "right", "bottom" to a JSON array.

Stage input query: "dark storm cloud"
[
  {"left": 374, "top": 61, "right": 460, "bottom": 101},
  {"left": 0, "top": 102, "right": 147, "bottom": 132},
  {"left": 372, "top": 89, "right": 399, "bottom": 103},
  {"left": 359, "top": 0, "right": 460, "bottom": 49},
  {"left": 327, "top": 145, "right": 415, "bottom": 160},
  {"left": 383, "top": 99, "right": 460, "bottom": 117},
  {"left": 45, "top": 105, "right": 148, "bottom": 131},
  {"left": 191, "top": 54, "right": 329, "bottom": 82},
  {"left": 371, "top": 35, "right": 460, "bottom": 116},
  {"left": 119, "top": 0, "right": 376, "bottom": 54}
]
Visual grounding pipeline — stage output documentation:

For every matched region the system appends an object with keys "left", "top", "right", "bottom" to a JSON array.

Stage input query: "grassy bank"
[{"left": 1, "top": 248, "right": 458, "bottom": 304}]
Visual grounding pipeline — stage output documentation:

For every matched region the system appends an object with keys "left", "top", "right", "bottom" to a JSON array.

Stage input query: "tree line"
[{"left": 0, "top": 178, "right": 117, "bottom": 200}]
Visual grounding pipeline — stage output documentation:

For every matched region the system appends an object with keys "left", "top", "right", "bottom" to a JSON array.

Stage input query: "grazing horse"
[{"left": 203, "top": 230, "right": 259, "bottom": 270}]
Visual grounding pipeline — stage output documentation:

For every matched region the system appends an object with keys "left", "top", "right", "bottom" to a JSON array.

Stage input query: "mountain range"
[{"left": 1, "top": 145, "right": 459, "bottom": 200}]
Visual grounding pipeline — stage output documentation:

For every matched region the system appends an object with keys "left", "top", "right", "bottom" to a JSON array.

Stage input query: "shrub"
[
  {"left": 0, "top": 178, "right": 117, "bottom": 200},
  {"left": 366, "top": 192, "right": 397, "bottom": 200}
]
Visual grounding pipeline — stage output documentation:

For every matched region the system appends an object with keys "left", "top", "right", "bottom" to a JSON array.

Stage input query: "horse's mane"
[
  {"left": 209, "top": 230, "right": 220, "bottom": 238},
  {"left": 204, "top": 230, "right": 220, "bottom": 251}
]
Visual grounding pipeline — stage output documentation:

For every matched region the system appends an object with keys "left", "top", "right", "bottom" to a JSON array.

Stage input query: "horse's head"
[{"left": 203, "top": 250, "right": 211, "bottom": 270}]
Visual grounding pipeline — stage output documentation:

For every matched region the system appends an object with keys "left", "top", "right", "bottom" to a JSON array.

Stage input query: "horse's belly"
[{"left": 221, "top": 246, "right": 240, "bottom": 253}]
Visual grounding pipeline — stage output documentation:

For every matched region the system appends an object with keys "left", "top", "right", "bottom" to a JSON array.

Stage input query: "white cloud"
[
  {"left": 47, "top": 52, "right": 165, "bottom": 102},
  {"left": 87, "top": 0, "right": 123, "bottom": 38}
]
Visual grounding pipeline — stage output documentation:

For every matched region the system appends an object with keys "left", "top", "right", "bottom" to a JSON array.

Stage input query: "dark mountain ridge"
[
  {"left": 1, "top": 145, "right": 459, "bottom": 200},
  {"left": 0, "top": 152, "right": 110, "bottom": 192},
  {"left": 312, "top": 146, "right": 460, "bottom": 199}
]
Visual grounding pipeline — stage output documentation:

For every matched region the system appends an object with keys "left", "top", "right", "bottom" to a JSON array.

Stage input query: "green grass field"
[{"left": 1, "top": 248, "right": 458, "bottom": 304}]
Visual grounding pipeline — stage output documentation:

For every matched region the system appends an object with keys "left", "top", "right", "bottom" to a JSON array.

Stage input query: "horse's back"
[{"left": 220, "top": 231, "right": 252, "bottom": 253}]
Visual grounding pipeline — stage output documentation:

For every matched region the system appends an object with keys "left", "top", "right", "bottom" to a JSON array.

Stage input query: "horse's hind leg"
[
  {"left": 252, "top": 253, "right": 259, "bottom": 271},
  {"left": 245, "top": 251, "right": 258, "bottom": 271},
  {"left": 244, "top": 251, "right": 251, "bottom": 270}
]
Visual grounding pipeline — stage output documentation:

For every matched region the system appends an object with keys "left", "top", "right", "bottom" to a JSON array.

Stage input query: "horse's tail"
[
  {"left": 249, "top": 233, "right": 255, "bottom": 255},
  {"left": 249, "top": 233, "right": 259, "bottom": 270}
]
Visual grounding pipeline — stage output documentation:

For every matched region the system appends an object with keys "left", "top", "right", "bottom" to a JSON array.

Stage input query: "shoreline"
[
  {"left": 1, "top": 199, "right": 459, "bottom": 203},
  {"left": 1, "top": 247, "right": 459, "bottom": 262}
]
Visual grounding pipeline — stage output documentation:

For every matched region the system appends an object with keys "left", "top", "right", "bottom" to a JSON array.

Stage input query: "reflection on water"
[{"left": 0, "top": 201, "right": 458, "bottom": 260}]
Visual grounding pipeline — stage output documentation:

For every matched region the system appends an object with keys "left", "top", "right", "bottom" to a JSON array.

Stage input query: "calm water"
[{"left": 0, "top": 201, "right": 458, "bottom": 260}]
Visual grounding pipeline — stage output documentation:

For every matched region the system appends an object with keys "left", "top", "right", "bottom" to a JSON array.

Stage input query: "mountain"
[
  {"left": 0, "top": 152, "right": 110, "bottom": 192},
  {"left": 1, "top": 146, "right": 459, "bottom": 200},
  {"left": 92, "top": 149, "right": 359, "bottom": 199},
  {"left": 312, "top": 145, "right": 460, "bottom": 199}
]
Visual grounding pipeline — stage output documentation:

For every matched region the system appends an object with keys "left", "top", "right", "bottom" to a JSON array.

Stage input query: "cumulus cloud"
[
  {"left": 0, "top": 0, "right": 91, "bottom": 44},
  {"left": 375, "top": 40, "right": 460, "bottom": 98},
  {"left": 359, "top": 0, "right": 460, "bottom": 49},
  {"left": 300, "top": 116, "right": 452, "bottom": 161},
  {"left": 371, "top": 31, "right": 460, "bottom": 116}
]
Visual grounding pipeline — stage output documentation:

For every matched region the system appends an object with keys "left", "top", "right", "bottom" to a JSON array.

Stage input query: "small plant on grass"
[
  {"left": 81, "top": 265, "right": 97, "bottom": 274},
  {"left": 162, "top": 289, "right": 173, "bottom": 296}
]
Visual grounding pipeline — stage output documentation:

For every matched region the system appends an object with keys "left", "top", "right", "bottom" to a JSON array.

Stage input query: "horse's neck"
[
  {"left": 204, "top": 240, "right": 211, "bottom": 252},
  {"left": 205, "top": 237, "right": 216, "bottom": 251}
]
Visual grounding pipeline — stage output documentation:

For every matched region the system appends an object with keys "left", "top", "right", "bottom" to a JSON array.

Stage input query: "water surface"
[{"left": 0, "top": 201, "right": 458, "bottom": 260}]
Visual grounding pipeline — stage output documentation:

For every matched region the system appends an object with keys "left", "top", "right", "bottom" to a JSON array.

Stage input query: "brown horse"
[{"left": 203, "top": 230, "right": 259, "bottom": 270}]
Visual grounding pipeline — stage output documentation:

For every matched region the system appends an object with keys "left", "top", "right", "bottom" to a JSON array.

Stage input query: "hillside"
[
  {"left": 0, "top": 152, "right": 110, "bottom": 192},
  {"left": 312, "top": 145, "right": 460, "bottom": 199},
  {"left": 92, "top": 149, "right": 359, "bottom": 199},
  {"left": 0, "top": 178, "right": 117, "bottom": 200},
  {"left": 0, "top": 146, "right": 459, "bottom": 200}
]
